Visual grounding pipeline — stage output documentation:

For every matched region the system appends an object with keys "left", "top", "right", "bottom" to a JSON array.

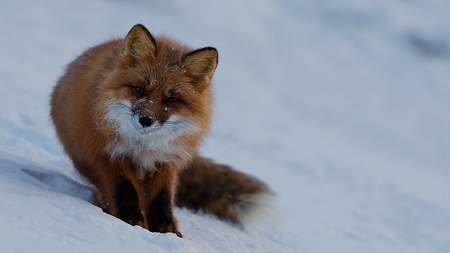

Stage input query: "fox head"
[{"left": 103, "top": 24, "right": 218, "bottom": 163}]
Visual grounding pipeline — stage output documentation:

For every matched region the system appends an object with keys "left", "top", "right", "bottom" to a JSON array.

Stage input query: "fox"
[{"left": 50, "top": 24, "right": 270, "bottom": 236}]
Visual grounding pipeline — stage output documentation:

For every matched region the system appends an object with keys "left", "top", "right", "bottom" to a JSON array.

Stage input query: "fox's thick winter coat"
[{"left": 50, "top": 24, "right": 269, "bottom": 236}]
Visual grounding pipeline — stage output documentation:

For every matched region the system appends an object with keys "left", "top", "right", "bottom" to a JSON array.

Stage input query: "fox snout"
[
  {"left": 132, "top": 99, "right": 162, "bottom": 128},
  {"left": 139, "top": 115, "right": 155, "bottom": 128}
]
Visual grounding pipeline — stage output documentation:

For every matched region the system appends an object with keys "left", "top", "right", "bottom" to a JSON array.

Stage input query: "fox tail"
[{"left": 176, "top": 156, "right": 271, "bottom": 225}]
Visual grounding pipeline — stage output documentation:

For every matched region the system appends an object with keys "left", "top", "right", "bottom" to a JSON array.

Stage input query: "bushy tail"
[{"left": 176, "top": 156, "right": 271, "bottom": 225}]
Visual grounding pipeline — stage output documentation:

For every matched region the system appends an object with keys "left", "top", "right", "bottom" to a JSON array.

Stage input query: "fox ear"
[
  {"left": 183, "top": 47, "right": 218, "bottom": 91},
  {"left": 120, "top": 24, "right": 157, "bottom": 68}
]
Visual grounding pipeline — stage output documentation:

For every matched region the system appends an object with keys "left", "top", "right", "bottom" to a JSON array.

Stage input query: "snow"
[{"left": 1, "top": 0, "right": 450, "bottom": 252}]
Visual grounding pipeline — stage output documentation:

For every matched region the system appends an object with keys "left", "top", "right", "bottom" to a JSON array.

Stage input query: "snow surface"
[{"left": 1, "top": 0, "right": 450, "bottom": 252}]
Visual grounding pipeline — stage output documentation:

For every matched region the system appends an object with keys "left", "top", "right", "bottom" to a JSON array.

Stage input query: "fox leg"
[
  {"left": 113, "top": 175, "right": 144, "bottom": 226},
  {"left": 142, "top": 163, "right": 181, "bottom": 237},
  {"left": 93, "top": 160, "right": 144, "bottom": 227}
]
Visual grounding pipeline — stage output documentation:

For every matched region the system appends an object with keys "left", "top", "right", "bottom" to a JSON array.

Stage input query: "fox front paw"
[{"left": 148, "top": 217, "right": 182, "bottom": 237}]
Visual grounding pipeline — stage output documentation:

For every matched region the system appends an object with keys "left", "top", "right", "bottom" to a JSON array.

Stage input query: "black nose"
[{"left": 139, "top": 115, "right": 154, "bottom": 128}]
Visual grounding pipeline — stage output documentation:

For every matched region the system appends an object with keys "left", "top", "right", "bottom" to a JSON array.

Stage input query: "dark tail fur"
[{"left": 176, "top": 156, "right": 270, "bottom": 225}]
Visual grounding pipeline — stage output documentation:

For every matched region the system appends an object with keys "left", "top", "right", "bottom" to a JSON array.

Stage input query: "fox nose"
[{"left": 139, "top": 115, "right": 154, "bottom": 128}]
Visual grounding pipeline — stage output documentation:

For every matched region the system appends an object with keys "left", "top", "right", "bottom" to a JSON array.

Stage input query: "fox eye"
[
  {"left": 134, "top": 86, "right": 145, "bottom": 95},
  {"left": 166, "top": 97, "right": 179, "bottom": 103}
]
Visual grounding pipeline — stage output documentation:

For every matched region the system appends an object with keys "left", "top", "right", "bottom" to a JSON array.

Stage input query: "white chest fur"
[{"left": 104, "top": 100, "right": 199, "bottom": 170}]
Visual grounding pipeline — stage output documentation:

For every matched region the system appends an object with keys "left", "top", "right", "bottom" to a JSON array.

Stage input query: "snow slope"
[{"left": 1, "top": 0, "right": 450, "bottom": 252}]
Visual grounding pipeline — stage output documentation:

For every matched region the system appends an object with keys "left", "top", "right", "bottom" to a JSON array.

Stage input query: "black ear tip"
[
  {"left": 130, "top": 24, "right": 149, "bottom": 34},
  {"left": 133, "top": 24, "right": 146, "bottom": 30},
  {"left": 188, "top": 47, "right": 218, "bottom": 55},
  {"left": 185, "top": 47, "right": 219, "bottom": 64},
  {"left": 207, "top": 47, "right": 219, "bottom": 63},
  {"left": 204, "top": 47, "right": 217, "bottom": 52},
  {"left": 126, "top": 24, "right": 144, "bottom": 37},
  {"left": 204, "top": 47, "right": 218, "bottom": 57}
]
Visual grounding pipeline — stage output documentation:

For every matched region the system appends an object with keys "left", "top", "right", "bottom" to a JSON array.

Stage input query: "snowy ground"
[{"left": 1, "top": 0, "right": 450, "bottom": 252}]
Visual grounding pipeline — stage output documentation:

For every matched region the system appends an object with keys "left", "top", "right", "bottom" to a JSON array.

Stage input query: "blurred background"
[{"left": 1, "top": 1, "right": 450, "bottom": 252}]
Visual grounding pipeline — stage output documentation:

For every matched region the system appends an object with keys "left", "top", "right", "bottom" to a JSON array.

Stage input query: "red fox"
[{"left": 50, "top": 24, "right": 269, "bottom": 236}]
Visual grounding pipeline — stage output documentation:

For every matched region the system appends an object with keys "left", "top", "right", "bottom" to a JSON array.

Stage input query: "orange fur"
[
  {"left": 51, "top": 24, "right": 216, "bottom": 236},
  {"left": 51, "top": 24, "right": 269, "bottom": 237}
]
